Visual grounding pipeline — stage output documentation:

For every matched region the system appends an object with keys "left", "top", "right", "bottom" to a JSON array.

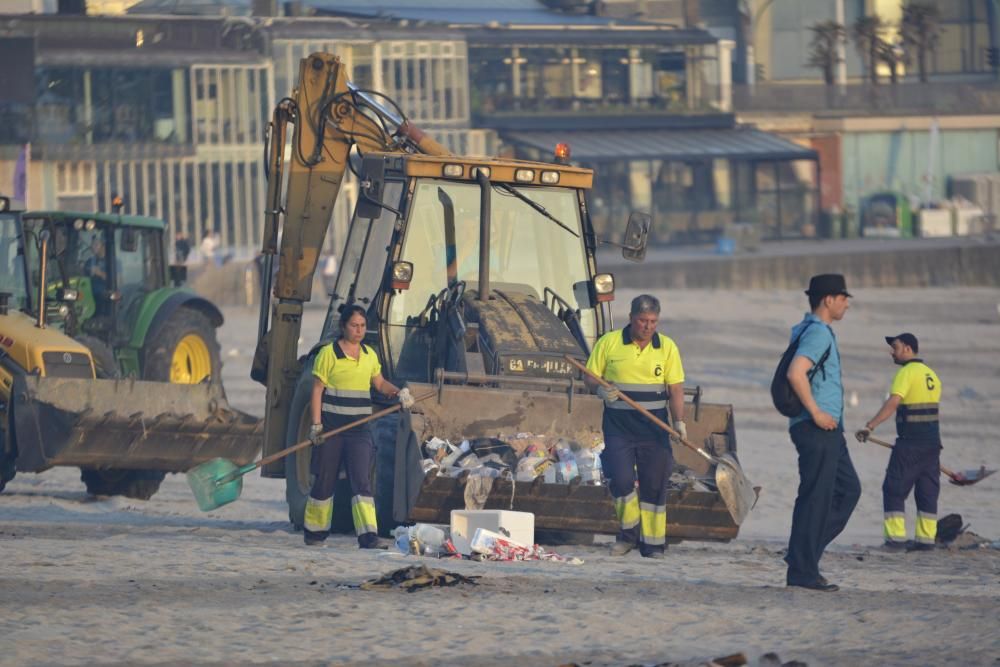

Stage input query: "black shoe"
[
  {"left": 641, "top": 550, "right": 666, "bottom": 560},
  {"left": 906, "top": 541, "right": 935, "bottom": 553},
  {"left": 787, "top": 579, "right": 839, "bottom": 592},
  {"left": 882, "top": 540, "right": 907, "bottom": 552},
  {"left": 359, "top": 538, "right": 389, "bottom": 550},
  {"left": 609, "top": 540, "right": 636, "bottom": 557},
  {"left": 304, "top": 536, "right": 327, "bottom": 546}
]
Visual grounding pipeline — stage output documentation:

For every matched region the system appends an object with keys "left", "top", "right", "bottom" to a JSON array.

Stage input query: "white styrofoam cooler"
[{"left": 450, "top": 510, "right": 534, "bottom": 555}]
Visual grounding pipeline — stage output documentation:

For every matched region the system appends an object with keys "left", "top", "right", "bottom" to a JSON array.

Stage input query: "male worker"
[
  {"left": 855, "top": 333, "right": 942, "bottom": 552},
  {"left": 784, "top": 274, "right": 861, "bottom": 592},
  {"left": 585, "top": 294, "right": 685, "bottom": 559},
  {"left": 84, "top": 235, "right": 109, "bottom": 315}
]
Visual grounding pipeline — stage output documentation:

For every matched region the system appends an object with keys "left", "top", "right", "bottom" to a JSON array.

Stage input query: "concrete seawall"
[{"left": 600, "top": 238, "right": 1000, "bottom": 290}]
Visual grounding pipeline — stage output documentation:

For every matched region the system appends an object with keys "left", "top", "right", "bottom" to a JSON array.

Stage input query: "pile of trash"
[
  {"left": 420, "top": 432, "right": 605, "bottom": 485},
  {"left": 392, "top": 522, "right": 583, "bottom": 565}
]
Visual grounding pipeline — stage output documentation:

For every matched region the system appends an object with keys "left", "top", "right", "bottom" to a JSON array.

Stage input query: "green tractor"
[{"left": 4, "top": 208, "right": 228, "bottom": 498}]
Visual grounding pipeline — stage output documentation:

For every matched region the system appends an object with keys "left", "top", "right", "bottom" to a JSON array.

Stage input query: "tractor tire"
[
  {"left": 76, "top": 336, "right": 166, "bottom": 500},
  {"left": 142, "top": 307, "right": 221, "bottom": 386}
]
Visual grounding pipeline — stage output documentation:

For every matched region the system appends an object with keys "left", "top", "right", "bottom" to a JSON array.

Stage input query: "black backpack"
[{"left": 771, "top": 322, "right": 832, "bottom": 417}]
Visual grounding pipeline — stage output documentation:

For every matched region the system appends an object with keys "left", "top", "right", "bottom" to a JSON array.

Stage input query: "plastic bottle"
[
  {"left": 441, "top": 439, "right": 472, "bottom": 468},
  {"left": 554, "top": 439, "right": 579, "bottom": 482},
  {"left": 414, "top": 523, "right": 446, "bottom": 553}
]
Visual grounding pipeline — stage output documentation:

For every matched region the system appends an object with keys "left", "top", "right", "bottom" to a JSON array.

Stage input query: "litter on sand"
[{"left": 359, "top": 565, "right": 480, "bottom": 592}]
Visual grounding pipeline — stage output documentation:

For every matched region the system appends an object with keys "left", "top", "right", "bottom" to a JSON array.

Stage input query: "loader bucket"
[
  {"left": 396, "top": 379, "right": 742, "bottom": 543},
  {"left": 11, "top": 374, "right": 263, "bottom": 474}
]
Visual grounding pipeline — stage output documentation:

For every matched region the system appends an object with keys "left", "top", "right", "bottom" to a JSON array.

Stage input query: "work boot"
[
  {"left": 906, "top": 541, "right": 935, "bottom": 553},
  {"left": 304, "top": 535, "right": 327, "bottom": 547},
  {"left": 882, "top": 540, "right": 907, "bottom": 552},
  {"left": 609, "top": 540, "right": 636, "bottom": 557},
  {"left": 641, "top": 550, "right": 666, "bottom": 560},
  {"left": 358, "top": 533, "right": 388, "bottom": 550}
]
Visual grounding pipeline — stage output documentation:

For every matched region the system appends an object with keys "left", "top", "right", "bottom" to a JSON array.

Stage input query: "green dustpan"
[{"left": 187, "top": 458, "right": 257, "bottom": 512}]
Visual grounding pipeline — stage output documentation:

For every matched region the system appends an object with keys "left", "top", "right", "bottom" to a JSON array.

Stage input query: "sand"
[{"left": 2, "top": 288, "right": 998, "bottom": 666}]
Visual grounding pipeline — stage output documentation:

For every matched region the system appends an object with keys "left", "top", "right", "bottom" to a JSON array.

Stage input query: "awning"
[{"left": 504, "top": 128, "right": 817, "bottom": 162}]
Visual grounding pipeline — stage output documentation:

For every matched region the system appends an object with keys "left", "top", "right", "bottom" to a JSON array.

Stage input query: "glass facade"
[{"left": 469, "top": 44, "right": 713, "bottom": 115}]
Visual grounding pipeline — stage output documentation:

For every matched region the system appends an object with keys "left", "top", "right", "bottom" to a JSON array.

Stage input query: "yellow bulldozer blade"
[{"left": 11, "top": 375, "right": 263, "bottom": 473}]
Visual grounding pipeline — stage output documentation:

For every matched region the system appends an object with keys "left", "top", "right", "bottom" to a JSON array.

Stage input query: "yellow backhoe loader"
[
  {"left": 252, "top": 53, "right": 747, "bottom": 542},
  {"left": 0, "top": 198, "right": 261, "bottom": 498}
]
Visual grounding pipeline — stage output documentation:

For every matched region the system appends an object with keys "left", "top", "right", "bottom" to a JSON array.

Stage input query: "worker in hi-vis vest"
[{"left": 856, "top": 333, "right": 942, "bottom": 552}]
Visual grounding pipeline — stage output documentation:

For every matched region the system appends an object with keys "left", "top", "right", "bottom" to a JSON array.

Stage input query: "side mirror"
[
  {"left": 355, "top": 155, "right": 385, "bottom": 220},
  {"left": 169, "top": 264, "right": 188, "bottom": 286},
  {"left": 622, "top": 211, "right": 650, "bottom": 262}
]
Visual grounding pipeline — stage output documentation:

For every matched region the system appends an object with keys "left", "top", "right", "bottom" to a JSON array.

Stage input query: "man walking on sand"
[
  {"left": 784, "top": 274, "right": 861, "bottom": 592},
  {"left": 855, "top": 333, "right": 942, "bottom": 553},
  {"left": 585, "top": 294, "right": 686, "bottom": 559}
]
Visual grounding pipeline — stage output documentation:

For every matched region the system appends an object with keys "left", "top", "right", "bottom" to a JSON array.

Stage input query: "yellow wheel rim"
[{"left": 170, "top": 334, "right": 212, "bottom": 384}]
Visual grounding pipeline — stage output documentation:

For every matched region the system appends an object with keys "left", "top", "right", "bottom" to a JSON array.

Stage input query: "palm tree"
[
  {"left": 853, "top": 15, "right": 887, "bottom": 85},
  {"left": 878, "top": 39, "right": 905, "bottom": 84},
  {"left": 807, "top": 20, "right": 846, "bottom": 85},
  {"left": 900, "top": 1, "right": 942, "bottom": 83}
]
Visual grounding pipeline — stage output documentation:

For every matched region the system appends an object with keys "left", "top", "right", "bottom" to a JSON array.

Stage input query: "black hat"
[
  {"left": 805, "top": 273, "right": 852, "bottom": 298},
  {"left": 885, "top": 332, "right": 919, "bottom": 353}
]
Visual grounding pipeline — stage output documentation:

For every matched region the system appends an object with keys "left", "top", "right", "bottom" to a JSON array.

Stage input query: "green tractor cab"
[{"left": 0, "top": 208, "right": 260, "bottom": 499}]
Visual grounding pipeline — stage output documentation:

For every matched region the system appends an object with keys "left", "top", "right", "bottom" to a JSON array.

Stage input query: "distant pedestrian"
[
  {"left": 783, "top": 274, "right": 861, "bottom": 592},
  {"left": 174, "top": 233, "right": 191, "bottom": 263},
  {"left": 855, "top": 333, "right": 942, "bottom": 552},
  {"left": 200, "top": 230, "right": 218, "bottom": 266}
]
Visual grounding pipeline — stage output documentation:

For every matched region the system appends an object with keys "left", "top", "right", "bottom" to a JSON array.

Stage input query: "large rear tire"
[
  {"left": 76, "top": 335, "right": 167, "bottom": 500},
  {"left": 143, "top": 308, "right": 221, "bottom": 385}
]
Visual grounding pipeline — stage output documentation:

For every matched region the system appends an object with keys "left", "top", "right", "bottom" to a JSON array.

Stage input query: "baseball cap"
[{"left": 885, "top": 332, "right": 919, "bottom": 353}]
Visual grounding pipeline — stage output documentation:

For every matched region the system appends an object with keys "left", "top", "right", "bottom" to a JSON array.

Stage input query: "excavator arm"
[{"left": 254, "top": 52, "right": 451, "bottom": 471}]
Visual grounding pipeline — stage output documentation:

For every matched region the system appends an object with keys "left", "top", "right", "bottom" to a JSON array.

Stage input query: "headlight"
[
  {"left": 514, "top": 169, "right": 535, "bottom": 183},
  {"left": 594, "top": 273, "right": 615, "bottom": 302},
  {"left": 540, "top": 171, "right": 560, "bottom": 184},
  {"left": 443, "top": 164, "right": 464, "bottom": 178},
  {"left": 391, "top": 261, "right": 414, "bottom": 290}
]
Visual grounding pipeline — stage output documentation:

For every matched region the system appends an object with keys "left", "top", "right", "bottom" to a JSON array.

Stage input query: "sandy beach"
[{"left": 2, "top": 287, "right": 998, "bottom": 666}]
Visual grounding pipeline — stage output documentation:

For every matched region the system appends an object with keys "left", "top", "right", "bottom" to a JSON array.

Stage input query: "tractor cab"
[{"left": 18, "top": 212, "right": 168, "bottom": 345}]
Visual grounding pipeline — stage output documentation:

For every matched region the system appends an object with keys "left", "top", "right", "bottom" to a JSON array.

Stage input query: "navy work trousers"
[
  {"left": 785, "top": 421, "right": 861, "bottom": 585},
  {"left": 304, "top": 422, "right": 376, "bottom": 547},
  {"left": 883, "top": 439, "right": 941, "bottom": 515},
  {"left": 601, "top": 433, "right": 673, "bottom": 555}
]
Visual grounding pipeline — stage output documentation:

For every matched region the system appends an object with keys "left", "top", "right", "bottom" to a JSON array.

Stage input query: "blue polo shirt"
[{"left": 789, "top": 313, "right": 843, "bottom": 429}]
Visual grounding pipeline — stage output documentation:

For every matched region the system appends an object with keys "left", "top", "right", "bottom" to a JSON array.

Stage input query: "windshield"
[
  {"left": 0, "top": 213, "right": 28, "bottom": 311},
  {"left": 386, "top": 178, "right": 597, "bottom": 375},
  {"left": 21, "top": 217, "right": 109, "bottom": 320}
]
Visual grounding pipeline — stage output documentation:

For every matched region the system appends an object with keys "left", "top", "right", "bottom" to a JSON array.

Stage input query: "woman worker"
[{"left": 303, "top": 305, "right": 413, "bottom": 547}]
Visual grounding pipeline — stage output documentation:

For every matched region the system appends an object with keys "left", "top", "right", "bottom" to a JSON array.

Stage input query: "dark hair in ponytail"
[{"left": 339, "top": 304, "right": 367, "bottom": 330}]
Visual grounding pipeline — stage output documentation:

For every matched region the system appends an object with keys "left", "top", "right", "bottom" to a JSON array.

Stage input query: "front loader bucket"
[
  {"left": 394, "top": 379, "right": 742, "bottom": 543},
  {"left": 12, "top": 375, "right": 263, "bottom": 473}
]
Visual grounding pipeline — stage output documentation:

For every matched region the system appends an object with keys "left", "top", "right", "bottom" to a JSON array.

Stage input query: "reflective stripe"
[
  {"left": 616, "top": 382, "right": 668, "bottom": 393},
  {"left": 639, "top": 501, "right": 667, "bottom": 546},
  {"left": 883, "top": 512, "right": 906, "bottom": 542},
  {"left": 614, "top": 491, "right": 640, "bottom": 530},
  {"left": 915, "top": 512, "right": 937, "bottom": 544},
  {"left": 351, "top": 494, "right": 377, "bottom": 535},
  {"left": 606, "top": 400, "right": 666, "bottom": 410},
  {"left": 322, "top": 388, "right": 373, "bottom": 416},
  {"left": 322, "top": 403, "right": 372, "bottom": 416},
  {"left": 903, "top": 414, "right": 939, "bottom": 423},
  {"left": 304, "top": 496, "right": 333, "bottom": 533}
]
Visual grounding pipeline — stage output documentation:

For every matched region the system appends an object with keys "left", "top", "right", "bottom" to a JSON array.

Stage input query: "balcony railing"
[{"left": 733, "top": 81, "right": 1000, "bottom": 116}]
